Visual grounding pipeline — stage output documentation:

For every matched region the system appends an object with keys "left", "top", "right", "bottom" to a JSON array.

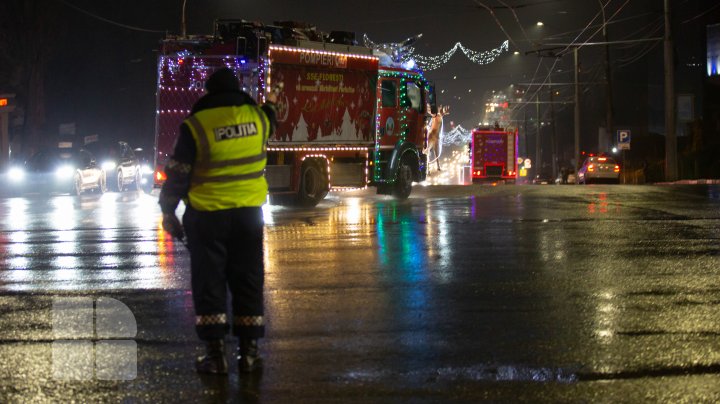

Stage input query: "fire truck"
[
  {"left": 470, "top": 127, "right": 518, "bottom": 183},
  {"left": 154, "top": 20, "right": 434, "bottom": 205}
]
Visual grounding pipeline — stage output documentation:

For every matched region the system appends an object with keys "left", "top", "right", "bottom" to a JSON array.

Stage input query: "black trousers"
[{"left": 183, "top": 205, "right": 265, "bottom": 341}]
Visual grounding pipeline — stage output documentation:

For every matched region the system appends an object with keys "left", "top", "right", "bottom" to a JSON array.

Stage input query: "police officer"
[{"left": 160, "top": 68, "right": 276, "bottom": 374}]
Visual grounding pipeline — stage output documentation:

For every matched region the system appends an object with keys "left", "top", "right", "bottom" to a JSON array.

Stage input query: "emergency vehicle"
[
  {"left": 470, "top": 127, "right": 518, "bottom": 183},
  {"left": 154, "top": 20, "right": 435, "bottom": 205}
]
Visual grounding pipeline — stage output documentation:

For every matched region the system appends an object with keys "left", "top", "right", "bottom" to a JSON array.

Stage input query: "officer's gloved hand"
[{"left": 162, "top": 213, "right": 185, "bottom": 240}]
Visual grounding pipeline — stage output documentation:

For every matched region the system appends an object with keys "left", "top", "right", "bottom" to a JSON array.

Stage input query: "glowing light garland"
[
  {"left": 364, "top": 34, "right": 509, "bottom": 71},
  {"left": 405, "top": 41, "right": 510, "bottom": 71},
  {"left": 442, "top": 125, "right": 472, "bottom": 145}
]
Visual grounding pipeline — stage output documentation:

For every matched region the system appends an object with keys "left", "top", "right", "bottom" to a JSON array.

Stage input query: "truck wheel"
[
  {"left": 393, "top": 155, "right": 414, "bottom": 199},
  {"left": 297, "top": 161, "right": 328, "bottom": 207}
]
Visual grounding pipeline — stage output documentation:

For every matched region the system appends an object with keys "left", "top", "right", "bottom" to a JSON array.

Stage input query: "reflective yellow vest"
[{"left": 184, "top": 105, "right": 269, "bottom": 210}]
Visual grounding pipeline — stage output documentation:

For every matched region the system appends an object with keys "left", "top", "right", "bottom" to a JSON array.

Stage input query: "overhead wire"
[
  {"left": 55, "top": 0, "right": 167, "bottom": 33},
  {"left": 472, "top": 0, "right": 522, "bottom": 51},
  {"left": 681, "top": 2, "right": 720, "bottom": 24},
  {"left": 495, "top": 0, "right": 534, "bottom": 53}
]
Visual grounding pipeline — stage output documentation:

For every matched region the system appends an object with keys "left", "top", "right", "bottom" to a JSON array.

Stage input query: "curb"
[{"left": 655, "top": 179, "right": 720, "bottom": 185}]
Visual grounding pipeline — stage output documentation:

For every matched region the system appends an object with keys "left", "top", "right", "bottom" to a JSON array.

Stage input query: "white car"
[
  {"left": 577, "top": 156, "right": 620, "bottom": 184},
  {"left": 6, "top": 148, "right": 107, "bottom": 195}
]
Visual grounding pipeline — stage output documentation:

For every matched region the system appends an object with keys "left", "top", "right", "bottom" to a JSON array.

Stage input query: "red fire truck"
[
  {"left": 470, "top": 127, "right": 518, "bottom": 183},
  {"left": 154, "top": 20, "right": 434, "bottom": 205}
]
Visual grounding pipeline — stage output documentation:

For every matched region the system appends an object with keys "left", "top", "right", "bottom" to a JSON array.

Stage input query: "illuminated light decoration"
[
  {"left": 442, "top": 125, "right": 471, "bottom": 145},
  {"left": 375, "top": 40, "right": 510, "bottom": 71},
  {"left": 268, "top": 45, "right": 378, "bottom": 61},
  {"left": 403, "top": 41, "right": 509, "bottom": 71},
  {"left": 329, "top": 186, "right": 368, "bottom": 192},
  {"left": 372, "top": 68, "right": 430, "bottom": 183},
  {"left": 267, "top": 146, "right": 369, "bottom": 152}
]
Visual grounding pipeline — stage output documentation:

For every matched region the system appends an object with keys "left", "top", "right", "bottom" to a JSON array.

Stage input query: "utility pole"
[
  {"left": 664, "top": 0, "right": 677, "bottom": 181},
  {"left": 574, "top": 47, "right": 581, "bottom": 178},
  {"left": 181, "top": 0, "right": 188, "bottom": 37},
  {"left": 523, "top": 108, "right": 528, "bottom": 158},
  {"left": 599, "top": 0, "right": 614, "bottom": 152},
  {"left": 535, "top": 93, "right": 541, "bottom": 180}
]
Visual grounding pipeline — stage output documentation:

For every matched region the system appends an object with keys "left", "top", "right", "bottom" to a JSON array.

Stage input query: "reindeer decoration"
[{"left": 424, "top": 105, "right": 449, "bottom": 172}]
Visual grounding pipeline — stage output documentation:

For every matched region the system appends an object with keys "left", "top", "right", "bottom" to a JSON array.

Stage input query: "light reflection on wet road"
[
  {"left": 0, "top": 185, "right": 720, "bottom": 401},
  {"left": 0, "top": 193, "right": 184, "bottom": 291}
]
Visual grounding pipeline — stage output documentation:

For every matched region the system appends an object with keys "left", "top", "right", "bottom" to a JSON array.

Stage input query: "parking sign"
[{"left": 617, "top": 130, "right": 631, "bottom": 150}]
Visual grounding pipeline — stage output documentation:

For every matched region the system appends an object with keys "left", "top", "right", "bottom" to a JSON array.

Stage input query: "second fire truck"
[{"left": 470, "top": 126, "right": 518, "bottom": 183}]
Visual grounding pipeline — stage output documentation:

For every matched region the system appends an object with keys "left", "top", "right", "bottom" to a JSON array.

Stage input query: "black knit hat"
[{"left": 205, "top": 68, "right": 240, "bottom": 93}]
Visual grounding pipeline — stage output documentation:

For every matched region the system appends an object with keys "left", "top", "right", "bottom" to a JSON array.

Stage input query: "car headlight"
[
  {"left": 102, "top": 161, "right": 117, "bottom": 171},
  {"left": 55, "top": 165, "right": 75, "bottom": 179},
  {"left": 141, "top": 164, "right": 153, "bottom": 175},
  {"left": 8, "top": 167, "right": 25, "bottom": 182}
]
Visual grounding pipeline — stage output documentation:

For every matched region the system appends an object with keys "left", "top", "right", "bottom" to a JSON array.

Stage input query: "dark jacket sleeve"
[
  {"left": 158, "top": 123, "right": 196, "bottom": 215},
  {"left": 261, "top": 102, "right": 278, "bottom": 139}
]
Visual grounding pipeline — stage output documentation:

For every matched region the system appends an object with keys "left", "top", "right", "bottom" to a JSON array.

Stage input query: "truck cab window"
[
  {"left": 405, "top": 81, "right": 422, "bottom": 112},
  {"left": 381, "top": 80, "right": 396, "bottom": 107}
]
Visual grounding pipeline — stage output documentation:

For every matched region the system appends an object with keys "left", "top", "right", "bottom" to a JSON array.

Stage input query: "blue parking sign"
[{"left": 617, "top": 130, "right": 631, "bottom": 150}]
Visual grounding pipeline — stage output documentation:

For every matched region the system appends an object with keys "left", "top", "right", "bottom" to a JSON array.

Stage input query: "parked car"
[
  {"left": 577, "top": 155, "right": 620, "bottom": 184},
  {"left": 85, "top": 141, "right": 142, "bottom": 191},
  {"left": 5, "top": 148, "right": 107, "bottom": 195}
]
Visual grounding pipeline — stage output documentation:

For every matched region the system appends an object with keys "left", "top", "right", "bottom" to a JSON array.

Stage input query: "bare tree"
[{"left": 0, "top": 0, "right": 64, "bottom": 155}]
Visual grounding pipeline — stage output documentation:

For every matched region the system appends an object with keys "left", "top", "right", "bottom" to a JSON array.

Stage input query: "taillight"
[
  {"left": 587, "top": 164, "right": 595, "bottom": 172},
  {"left": 614, "top": 165, "right": 620, "bottom": 173},
  {"left": 155, "top": 170, "right": 167, "bottom": 182}
]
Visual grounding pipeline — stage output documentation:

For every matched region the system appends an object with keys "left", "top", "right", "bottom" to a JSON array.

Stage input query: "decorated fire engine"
[
  {"left": 470, "top": 126, "right": 518, "bottom": 183},
  {"left": 154, "top": 20, "right": 435, "bottom": 205}
]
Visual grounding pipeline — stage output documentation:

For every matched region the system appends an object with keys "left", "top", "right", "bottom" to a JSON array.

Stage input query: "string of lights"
[{"left": 404, "top": 40, "right": 510, "bottom": 71}]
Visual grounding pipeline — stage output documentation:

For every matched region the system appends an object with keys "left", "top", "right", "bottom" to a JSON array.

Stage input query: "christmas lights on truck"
[{"left": 153, "top": 20, "right": 436, "bottom": 205}]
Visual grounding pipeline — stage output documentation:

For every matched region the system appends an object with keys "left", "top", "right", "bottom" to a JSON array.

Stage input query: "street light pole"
[{"left": 664, "top": 0, "right": 677, "bottom": 181}]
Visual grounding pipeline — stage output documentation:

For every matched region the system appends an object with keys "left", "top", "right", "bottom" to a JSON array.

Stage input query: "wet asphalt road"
[{"left": 0, "top": 184, "right": 720, "bottom": 402}]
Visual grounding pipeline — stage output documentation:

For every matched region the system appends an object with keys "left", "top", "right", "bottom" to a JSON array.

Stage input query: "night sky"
[{"left": 39, "top": 0, "right": 717, "bottom": 160}]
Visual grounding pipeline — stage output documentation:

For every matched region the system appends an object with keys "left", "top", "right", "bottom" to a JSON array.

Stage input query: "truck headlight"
[
  {"left": 55, "top": 165, "right": 75, "bottom": 179},
  {"left": 8, "top": 167, "right": 25, "bottom": 182},
  {"left": 102, "top": 161, "right": 117, "bottom": 171}
]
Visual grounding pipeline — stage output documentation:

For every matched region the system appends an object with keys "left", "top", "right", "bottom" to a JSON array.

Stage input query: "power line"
[
  {"left": 472, "top": 0, "right": 521, "bottom": 51},
  {"left": 55, "top": 0, "right": 167, "bottom": 33},
  {"left": 682, "top": 2, "right": 720, "bottom": 24}
]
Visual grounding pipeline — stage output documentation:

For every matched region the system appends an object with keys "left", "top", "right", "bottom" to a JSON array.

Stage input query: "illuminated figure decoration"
[
  {"left": 424, "top": 105, "right": 450, "bottom": 172},
  {"left": 363, "top": 33, "right": 424, "bottom": 68}
]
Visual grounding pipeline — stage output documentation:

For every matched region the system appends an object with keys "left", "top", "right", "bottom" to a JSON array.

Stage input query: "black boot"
[
  {"left": 196, "top": 339, "right": 228, "bottom": 374},
  {"left": 238, "top": 338, "right": 262, "bottom": 373}
]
